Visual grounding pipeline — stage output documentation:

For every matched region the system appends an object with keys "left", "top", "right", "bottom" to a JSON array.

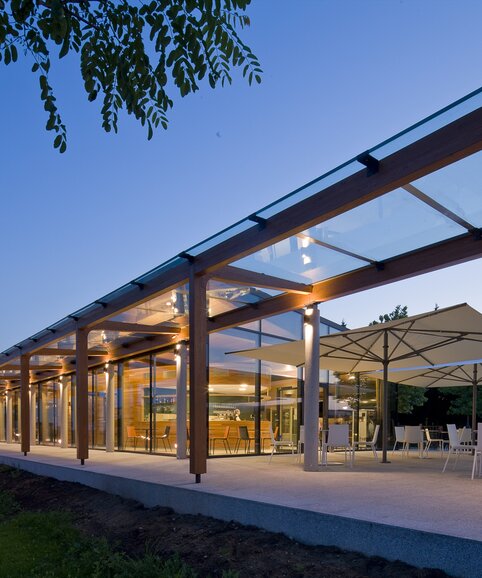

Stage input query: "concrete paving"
[{"left": 0, "top": 443, "right": 480, "bottom": 577}]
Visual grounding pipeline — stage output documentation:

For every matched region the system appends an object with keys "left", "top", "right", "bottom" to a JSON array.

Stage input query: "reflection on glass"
[
  {"left": 209, "top": 329, "right": 257, "bottom": 456},
  {"left": 119, "top": 354, "right": 177, "bottom": 454},
  {"left": 330, "top": 373, "right": 378, "bottom": 444},
  {"left": 304, "top": 188, "right": 465, "bottom": 263},
  {"left": 411, "top": 151, "right": 482, "bottom": 228},
  {"left": 235, "top": 235, "right": 366, "bottom": 284},
  {"left": 152, "top": 353, "right": 177, "bottom": 453},
  {"left": 38, "top": 381, "right": 59, "bottom": 445},
  {"left": 121, "top": 358, "right": 151, "bottom": 452}
]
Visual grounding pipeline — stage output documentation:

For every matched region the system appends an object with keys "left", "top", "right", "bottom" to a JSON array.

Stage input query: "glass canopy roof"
[{"left": 0, "top": 86, "right": 481, "bottom": 367}]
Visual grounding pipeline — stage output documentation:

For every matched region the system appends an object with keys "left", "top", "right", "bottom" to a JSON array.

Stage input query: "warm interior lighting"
[
  {"left": 239, "top": 383, "right": 248, "bottom": 391},
  {"left": 301, "top": 237, "right": 310, "bottom": 248}
]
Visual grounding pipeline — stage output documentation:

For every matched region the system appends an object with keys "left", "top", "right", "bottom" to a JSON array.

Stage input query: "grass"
[{"left": 0, "top": 490, "right": 236, "bottom": 578}]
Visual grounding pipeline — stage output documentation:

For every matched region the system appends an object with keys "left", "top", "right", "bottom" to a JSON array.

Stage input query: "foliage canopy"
[{"left": 0, "top": 0, "right": 261, "bottom": 151}]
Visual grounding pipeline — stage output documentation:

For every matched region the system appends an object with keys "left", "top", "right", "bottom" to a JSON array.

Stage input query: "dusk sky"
[{"left": 1, "top": 0, "right": 482, "bottom": 350}]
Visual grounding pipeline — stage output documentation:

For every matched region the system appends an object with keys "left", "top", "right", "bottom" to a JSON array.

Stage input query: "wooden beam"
[
  {"left": 92, "top": 320, "right": 181, "bottom": 334},
  {"left": 20, "top": 355, "right": 30, "bottom": 456},
  {"left": 208, "top": 232, "right": 482, "bottom": 331},
  {"left": 0, "top": 364, "right": 62, "bottom": 371},
  {"left": 189, "top": 271, "right": 208, "bottom": 481},
  {"left": 107, "top": 333, "right": 182, "bottom": 361},
  {"left": 192, "top": 107, "right": 482, "bottom": 275},
  {"left": 212, "top": 265, "right": 313, "bottom": 294},
  {"left": 76, "top": 328, "right": 89, "bottom": 464},
  {"left": 36, "top": 347, "right": 109, "bottom": 356}
]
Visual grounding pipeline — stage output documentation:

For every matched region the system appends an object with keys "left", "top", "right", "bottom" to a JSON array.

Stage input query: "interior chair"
[
  {"left": 443, "top": 424, "right": 475, "bottom": 472},
  {"left": 322, "top": 424, "right": 354, "bottom": 467},
  {"left": 423, "top": 428, "right": 447, "bottom": 457},
  {"left": 125, "top": 426, "right": 147, "bottom": 451},
  {"left": 392, "top": 426, "right": 405, "bottom": 453},
  {"left": 471, "top": 422, "right": 482, "bottom": 480},
  {"left": 402, "top": 425, "right": 424, "bottom": 458},
  {"left": 354, "top": 424, "right": 380, "bottom": 460},
  {"left": 296, "top": 425, "right": 305, "bottom": 462},
  {"left": 209, "top": 425, "right": 231, "bottom": 455},
  {"left": 268, "top": 425, "right": 295, "bottom": 463},
  {"left": 156, "top": 425, "right": 171, "bottom": 451},
  {"left": 235, "top": 425, "right": 254, "bottom": 454}
]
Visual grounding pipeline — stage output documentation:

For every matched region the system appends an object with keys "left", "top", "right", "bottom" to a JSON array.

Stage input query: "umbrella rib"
[
  {"left": 387, "top": 321, "right": 415, "bottom": 360},
  {"left": 391, "top": 335, "right": 462, "bottom": 363},
  {"left": 339, "top": 333, "right": 383, "bottom": 363}
]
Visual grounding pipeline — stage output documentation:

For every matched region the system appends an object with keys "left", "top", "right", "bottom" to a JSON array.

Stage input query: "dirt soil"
[{"left": 0, "top": 467, "right": 451, "bottom": 578}]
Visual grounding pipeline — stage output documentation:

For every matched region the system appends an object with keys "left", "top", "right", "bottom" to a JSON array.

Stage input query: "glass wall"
[
  {"left": 209, "top": 312, "right": 306, "bottom": 457},
  {"left": 90, "top": 368, "right": 106, "bottom": 449},
  {"left": 38, "top": 380, "right": 59, "bottom": 445},
  {"left": 0, "top": 393, "right": 5, "bottom": 442},
  {"left": 118, "top": 353, "right": 177, "bottom": 454}
]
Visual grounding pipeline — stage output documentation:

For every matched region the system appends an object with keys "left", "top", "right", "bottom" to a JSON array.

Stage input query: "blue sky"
[{"left": 1, "top": 0, "right": 482, "bottom": 349}]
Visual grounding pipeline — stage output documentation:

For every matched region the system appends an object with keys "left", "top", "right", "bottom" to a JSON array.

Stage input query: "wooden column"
[
  {"left": 176, "top": 342, "right": 188, "bottom": 459},
  {"left": 76, "top": 328, "right": 89, "bottom": 464},
  {"left": 189, "top": 271, "right": 208, "bottom": 482},
  {"left": 5, "top": 385, "right": 12, "bottom": 444},
  {"left": 29, "top": 386, "right": 36, "bottom": 445},
  {"left": 20, "top": 355, "right": 30, "bottom": 455},
  {"left": 105, "top": 364, "right": 115, "bottom": 452},
  {"left": 60, "top": 377, "right": 69, "bottom": 448},
  {"left": 303, "top": 304, "right": 320, "bottom": 472}
]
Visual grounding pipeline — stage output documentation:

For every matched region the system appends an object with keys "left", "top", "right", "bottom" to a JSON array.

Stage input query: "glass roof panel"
[
  {"left": 370, "top": 87, "right": 482, "bottom": 160},
  {"left": 410, "top": 150, "right": 482, "bottom": 228},
  {"left": 207, "top": 280, "right": 281, "bottom": 317},
  {"left": 256, "top": 161, "right": 360, "bottom": 220},
  {"left": 303, "top": 188, "right": 466, "bottom": 264},
  {"left": 110, "top": 284, "right": 189, "bottom": 326},
  {"left": 187, "top": 221, "right": 254, "bottom": 256},
  {"left": 234, "top": 236, "right": 367, "bottom": 283}
]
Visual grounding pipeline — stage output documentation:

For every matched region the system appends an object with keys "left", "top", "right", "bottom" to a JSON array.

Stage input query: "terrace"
[{"left": 0, "top": 442, "right": 479, "bottom": 577}]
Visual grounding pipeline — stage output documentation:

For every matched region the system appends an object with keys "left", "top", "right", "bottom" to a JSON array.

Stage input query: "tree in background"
[
  {"left": 444, "top": 386, "right": 482, "bottom": 424},
  {"left": 0, "top": 0, "right": 260, "bottom": 151},
  {"left": 369, "top": 305, "right": 427, "bottom": 416}
]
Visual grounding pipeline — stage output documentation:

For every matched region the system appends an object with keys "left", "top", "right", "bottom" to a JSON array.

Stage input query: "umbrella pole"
[
  {"left": 381, "top": 330, "right": 390, "bottom": 463},
  {"left": 472, "top": 364, "right": 478, "bottom": 444}
]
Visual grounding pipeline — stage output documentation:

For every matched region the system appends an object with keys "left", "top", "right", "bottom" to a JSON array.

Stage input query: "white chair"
[
  {"left": 402, "top": 425, "right": 424, "bottom": 458},
  {"left": 458, "top": 427, "right": 472, "bottom": 444},
  {"left": 322, "top": 424, "right": 354, "bottom": 467},
  {"left": 424, "top": 428, "right": 447, "bottom": 457},
  {"left": 471, "top": 422, "right": 482, "bottom": 480},
  {"left": 268, "top": 426, "right": 295, "bottom": 463},
  {"left": 392, "top": 426, "right": 405, "bottom": 453},
  {"left": 443, "top": 424, "right": 475, "bottom": 472},
  {"left": 354, "top": 424, "right": 380, "bottom": 460}
]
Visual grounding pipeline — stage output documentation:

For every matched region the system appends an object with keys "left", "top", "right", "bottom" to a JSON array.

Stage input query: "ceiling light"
[
  {"left": 301, "top": 237, "right": 310, "bottom": 248},
  {"left": 302, "top": 254, "right": 311, "bottom": 265}
]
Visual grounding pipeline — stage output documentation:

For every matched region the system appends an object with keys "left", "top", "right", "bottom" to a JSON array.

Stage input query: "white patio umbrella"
[
  {"left": 231, "top": 303, "right": 482, "bottom": 463},
  {"left": 365, "top": 362, "right": 482, "bottom": 440}
]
